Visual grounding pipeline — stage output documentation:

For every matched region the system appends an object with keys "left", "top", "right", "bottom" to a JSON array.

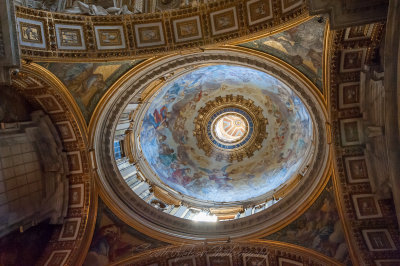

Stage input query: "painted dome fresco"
[{"left": 138, "top": 65, "right": 313, "bottom": 203}]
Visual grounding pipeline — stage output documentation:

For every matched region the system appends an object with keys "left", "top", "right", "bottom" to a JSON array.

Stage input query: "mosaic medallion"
[{"left": 194, "top": 95, "right": 268, "bottom": 162}]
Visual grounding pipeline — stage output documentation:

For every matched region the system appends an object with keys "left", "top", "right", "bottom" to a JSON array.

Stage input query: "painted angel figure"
[
  {"left": 199, "top": 165, "right": 233, "bottom": 187},
  {"left": 148, "top": 106, "right": 168, "bottom": 129}
]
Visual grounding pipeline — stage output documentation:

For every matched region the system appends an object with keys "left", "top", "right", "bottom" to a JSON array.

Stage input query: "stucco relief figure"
[
  {"left": 64, "top": 1, "right": 132, "bottom": 15},
  {"left": 106, "top": 5, "right": 132, "bottom": 15},
  {"left": 16, "top": 0, "right": 133, "bottom": 14},
  {"left": 15, "top": 0, "right": 66, "bottom": 11},
  {"left": 64, "top": 1, "right": 109, "bottom": 15},
  {"left": 216, "top": 16, "right": 232, "bottom": 28}
]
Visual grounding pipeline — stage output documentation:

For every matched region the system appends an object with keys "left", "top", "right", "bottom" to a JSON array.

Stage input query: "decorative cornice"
[{"left": 14, "top": 0, "right": 309, "bottom": 61}]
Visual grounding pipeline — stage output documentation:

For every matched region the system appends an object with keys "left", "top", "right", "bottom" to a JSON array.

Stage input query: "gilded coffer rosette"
[{"left": 194, "top": 95, "right": 268, "bottom": 162}]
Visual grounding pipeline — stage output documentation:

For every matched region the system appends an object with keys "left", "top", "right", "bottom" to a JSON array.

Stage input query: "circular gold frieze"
[{"left": 194, "top": 95, "right": 268, "bottom": 162}]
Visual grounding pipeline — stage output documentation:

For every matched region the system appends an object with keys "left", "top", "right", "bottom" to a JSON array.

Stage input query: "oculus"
[{"left": 212, "top": 111, "right": 249, "bottom": 144}]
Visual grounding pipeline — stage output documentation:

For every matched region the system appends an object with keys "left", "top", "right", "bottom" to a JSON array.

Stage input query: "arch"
[{"left": 89, "top": 46, "right": 331, "bottom": 243}]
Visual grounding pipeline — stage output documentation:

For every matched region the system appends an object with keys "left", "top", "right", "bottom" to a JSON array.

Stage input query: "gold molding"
[
  {"left": 210, "top": 206, "right": 244, "bottom": 220},
  {"left": 124, "top": 129, "right": 137, "bottom": 164},
  {"left": 331, "top": 161, "right": 360, "bottom": 266},
  {"left": 327, "top": 23, "right": 388, "bottom": 265},
  {"left": 152, "top": 186, "right": 182, "bottom": 206},
  {"left": 75, "top": 181, "right": 98, "bottom": 266},
  {"left": 322, "top": 19, "right": 332, "bottom": 107},
  {"left": 325, "top": 23, "right": 388, "bottom": 265}
]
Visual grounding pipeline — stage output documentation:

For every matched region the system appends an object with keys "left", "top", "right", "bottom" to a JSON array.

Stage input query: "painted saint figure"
[{"left": 148, "top": 106, "right": 168, "bottom": 129}]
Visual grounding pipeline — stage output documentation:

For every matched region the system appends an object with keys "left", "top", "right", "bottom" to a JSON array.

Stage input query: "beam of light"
[{"left": 192, "top": 211, "right": 218, "bottom": 222}]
